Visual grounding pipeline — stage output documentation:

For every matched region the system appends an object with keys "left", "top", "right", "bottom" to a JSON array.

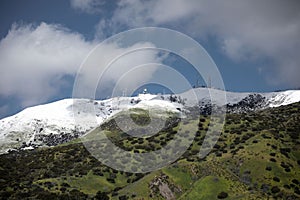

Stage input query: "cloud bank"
[
  {"left": 70, "top": 0, "right": 105, "bottom": 14},
  {"left": 0, "top": 22, "right": 94, "bottom": 107},
  {"left": 0, "top": 22, "right": 164, "bottom": 110},
  {"left": 80, "top": 0, "right": 300, "bottom": 88},
  {"left": 1, "top": 0, "right": 299, "bottom": 118}
]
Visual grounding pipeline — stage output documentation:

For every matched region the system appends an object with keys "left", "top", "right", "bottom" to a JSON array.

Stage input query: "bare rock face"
[{"left": 149, "top": 174, "right": 177, "bottom": 200}]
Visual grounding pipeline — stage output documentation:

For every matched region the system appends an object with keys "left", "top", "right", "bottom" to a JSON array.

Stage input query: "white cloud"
[
  {"left": 70, "top": 0, "right": 105, "bottom": 14},
  {"left": 0, "top": 22, "right": 94, "bottom": 107},
  {"left": 74, "top": 41, "right": 168, "bottom": 99},
  {"left": 0, "top": 22, "right": 165, "bottom": 109},
  {"left": 114, "top": 0, "right": 199, "bottom": 26},
  {"left": 99, "top": 47, "right": 167, "bottom": 97},
  {"left": 92, "top": 0, "right": 300, "bottom": 88}
]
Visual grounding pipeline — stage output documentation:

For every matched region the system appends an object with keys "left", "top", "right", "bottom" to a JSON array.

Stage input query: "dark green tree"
[{"left": 94, "top": 191, "right": 109, "bottom": 200}]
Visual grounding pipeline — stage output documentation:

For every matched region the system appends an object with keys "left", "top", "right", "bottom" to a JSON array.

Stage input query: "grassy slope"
[{"left": 0, "top": 103, "right": 300, "bottom": 199}]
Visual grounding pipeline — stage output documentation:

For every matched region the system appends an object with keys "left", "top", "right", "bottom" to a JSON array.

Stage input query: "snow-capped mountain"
[
  {"left": 0, "top": 93, "right": 181, "bottom": 154},
  {"left": 180, "top": 88, "right": 300, "bottom": 108},
  {"left": 0, "top": 88, "right": 300, "bottom": 154},
  {"left": 180, "top": 88, "right": 300, "bottom": 114}
]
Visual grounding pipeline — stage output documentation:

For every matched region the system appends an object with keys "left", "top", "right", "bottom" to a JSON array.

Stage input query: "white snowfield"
[
  {"left": 0, "top": 88, "right": 300, "bottom": 154},
  {"left": 179, "top": 88, "right": 300, "bottom": 107}
]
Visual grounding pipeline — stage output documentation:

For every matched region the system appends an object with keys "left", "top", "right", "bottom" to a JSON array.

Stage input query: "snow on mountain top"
[
  {"left": 133, "top": 99, "right": 181, "bottom": 113},
  {"left": 0, "top": 88, "right": 300, "bottom": 154},
  {"left": 267, "top": 90, "right": 300, "bottom": 107},
  {"left": 179, "top": 87, "right": 250, "bottom": 106},
  {"left": 0, "top": 99, "right": 74, "bottom": 136},
  {"left": 0, "top": 95, "right": 180, "bottom": 153},
  {"left": 180, "top": 88, "right": 300, "bottom": 107},
  {"left": 137, "top": 93, "right": 157, "bottom": 101}
]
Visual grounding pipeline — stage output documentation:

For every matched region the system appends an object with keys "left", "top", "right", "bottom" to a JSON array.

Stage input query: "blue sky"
[{"left": 0, "top": 0, "right": 300, "bottom": 119}]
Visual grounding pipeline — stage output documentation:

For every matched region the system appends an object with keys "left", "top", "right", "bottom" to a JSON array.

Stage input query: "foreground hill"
[{"left": 0, "top": 101, "right": 299, "bottom": 199}]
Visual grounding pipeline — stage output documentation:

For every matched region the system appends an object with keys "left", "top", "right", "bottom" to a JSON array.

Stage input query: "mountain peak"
[{"left": 0, "top": 89, "right": 300, "bottom": 154}]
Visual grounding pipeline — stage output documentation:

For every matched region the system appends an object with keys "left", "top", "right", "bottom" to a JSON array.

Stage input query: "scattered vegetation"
[{"left": 0, "top": 102, "right": 300, "bottom": 199}]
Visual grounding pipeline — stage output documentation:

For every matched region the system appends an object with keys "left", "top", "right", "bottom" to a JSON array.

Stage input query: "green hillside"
[{"left": 0, "top": 103, "right": 299, "bottom": 199}]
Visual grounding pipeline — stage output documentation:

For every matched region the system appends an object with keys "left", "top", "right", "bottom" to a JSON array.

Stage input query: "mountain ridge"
[{"left": 0, "top": 88, "right": 300, "bottom": 154}]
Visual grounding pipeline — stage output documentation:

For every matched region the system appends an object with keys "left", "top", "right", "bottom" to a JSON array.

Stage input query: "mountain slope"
[
  {"left": 0, "top": 88, "right": 300, "bottom": 154},
  {"left": 0, "top": 101, "right": 299, "bottom": 199},
  {"left": 0, "top": 94, "right": 180, "bottom": 153}
]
